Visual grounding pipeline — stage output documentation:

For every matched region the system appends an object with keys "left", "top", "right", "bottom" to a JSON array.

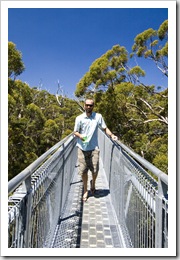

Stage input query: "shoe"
[
  {"left": 90, "top": 180, "right": 96, "bottom": 195},
  {"left": 82, "top": 191, "right": 88, "bottom": 202}
]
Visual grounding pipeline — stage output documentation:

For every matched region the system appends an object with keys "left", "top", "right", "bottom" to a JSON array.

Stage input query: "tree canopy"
[
  {"left": 131, "top": 20, "right": 168, "bottom": 77},
  {"left": 8, "top": 79, "right": 80, "bottom": 180},
  {"left": 75, "top": 19, "right": 168, "bottom": 174},
  {"left": 8, "top": 19, "right": 168, "bottom": 180},
  {"left": 8, "top": 42, "right": 25, "bottom": 78}
]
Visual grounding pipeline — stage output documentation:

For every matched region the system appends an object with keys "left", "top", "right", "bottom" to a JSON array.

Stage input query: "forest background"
[{"left": 8, "top": 19, "right": 168, "bottom": 180}]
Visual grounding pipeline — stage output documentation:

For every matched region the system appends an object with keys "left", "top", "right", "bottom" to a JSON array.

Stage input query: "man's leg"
[
  {"left": 91, "top": 172, "right": 98, "bottom": 191},
  {"left": 82, "top": 172, "right": 88, "bottom": 199},
  {"left": 78, "top": 148, "right": 89, "bottom": 201},
  {"left": 90, "top": 148, "right": 100, "bottom": 193}
]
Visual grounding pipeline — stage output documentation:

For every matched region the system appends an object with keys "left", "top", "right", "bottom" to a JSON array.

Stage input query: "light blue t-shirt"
[{"left": 74, "top": 112, "right": 107, "bottom": 151}]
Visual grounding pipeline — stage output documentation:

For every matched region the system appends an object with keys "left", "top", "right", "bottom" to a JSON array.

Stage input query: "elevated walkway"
[
  {"left": 51, "top": 158, "right": 123, "bottom": 248},
  {"left": 80, "top": 161, "right": 123, "bottom": 248},
  {"left": 8, "top": 130, "right": 168, "bottom": 249}
]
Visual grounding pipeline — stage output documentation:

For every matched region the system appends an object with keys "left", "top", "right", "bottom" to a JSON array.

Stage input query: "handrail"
[
  {"left": 8, "top": 133, "right": 74, "bottom": 194},
  {"left": 98, "top": 127, "right": 167, "bottom": 184},
  {"left": 98, "top": 129, "right": 168, "bottom": 248},
  {"left": 114, "top": 139, "right": 168, "bottom": 185},
  {"left": 8, "top": 129, "right": 168, "bottom": 248}
]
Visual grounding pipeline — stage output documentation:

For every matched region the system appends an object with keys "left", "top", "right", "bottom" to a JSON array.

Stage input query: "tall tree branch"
[{"left": 139, "top": 98, "right": 168, "bottom": 124}]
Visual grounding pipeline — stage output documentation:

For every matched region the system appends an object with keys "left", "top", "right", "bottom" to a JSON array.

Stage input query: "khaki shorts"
[{"left": 78, "top": 148, "right": 100, "bottom": 176}]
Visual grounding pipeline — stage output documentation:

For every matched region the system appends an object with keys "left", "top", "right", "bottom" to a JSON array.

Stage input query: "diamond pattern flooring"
[{"left": 52, "top": 159, "right": 123, "bottom": 248}]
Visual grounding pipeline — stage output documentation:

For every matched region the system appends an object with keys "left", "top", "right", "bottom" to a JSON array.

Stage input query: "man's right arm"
[
  {"left": 74, "top": 117, "right": 84, "bottom": 140},
  {"left": 74, "top": 131, "right": 83, "bottom": 139}
]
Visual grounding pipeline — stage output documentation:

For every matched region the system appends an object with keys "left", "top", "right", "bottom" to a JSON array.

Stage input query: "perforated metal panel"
[
  {"left": 8, "top": 130, "right": 168, "bottom": 248},
  {"left": 51, "top": 169, "right": 83, "bottom": 248}
]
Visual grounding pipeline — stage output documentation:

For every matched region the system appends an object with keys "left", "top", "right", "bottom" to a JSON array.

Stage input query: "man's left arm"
[
  {"left": 99, "top": 114, "right": 118, "bottom": 141},
  {"left": 105, "top": 128, "right": 118, "bottom": 141}
]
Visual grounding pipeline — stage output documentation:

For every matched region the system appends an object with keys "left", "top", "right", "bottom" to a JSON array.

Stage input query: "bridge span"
[{"left": 8, "top": 129, "right": 168, "bottom": 249}]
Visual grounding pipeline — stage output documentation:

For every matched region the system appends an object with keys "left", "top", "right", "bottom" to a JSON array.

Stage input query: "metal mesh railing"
[
  {"left": 8, "top": 134, "right": 77, "bottom": 248},
  {"left": 8, "top": 130, "right": 168, "bottom": 248},
  {"left": 98, "top": 129, "right": 168, "bottom": 248}
]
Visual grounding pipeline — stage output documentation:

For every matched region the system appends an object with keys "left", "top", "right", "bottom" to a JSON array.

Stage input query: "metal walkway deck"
[
  {"left": 8, "top": 131, "right": 168, "bottom": 249},
  {"left": 52, "top": 159, "right": 123, "bottom": 248}
]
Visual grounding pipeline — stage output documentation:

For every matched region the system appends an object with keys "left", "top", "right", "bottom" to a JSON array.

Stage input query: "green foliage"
[
  {"left": 158, "top": 42, "right": 168, "bottom": 57},
  {"left": 153, "top": 154, "right": 168, "bottom": 174},
  {"left": 8, "top": 78, "right": 80, "bottom": 180},
  {"left": 8, "top": 19, "right": 168, "bottom": 180},
  {"left": 74, "top": 19, "right": 168, "bottom": 174},
  {"left": 132, "top": 28, "right": 157, "bottom": 55},
  {"left": 8, "top": 42, "right": 25, "bottom": 78},
  {"left": 75, "top": 44, "right": 128, "bottom": 97},
  {"left": 146, "top": 136, "right": 168, "bottom": 173},
  {"left": 131, "top": 20, "right": 168, "bottom": 77},
  {"left": 157, "top": 20, "right": 168, "bottom": 40},
  {"left": 40, "top": 119, "right": 60, "bottom": 150},
  {"left": 128, "top": 66, "right": 145, "bottom": 77}
]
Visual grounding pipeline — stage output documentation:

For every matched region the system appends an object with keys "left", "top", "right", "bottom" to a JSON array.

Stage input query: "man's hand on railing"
[{"left": 111, "top": 134, "right": 118, "bottom": 141}]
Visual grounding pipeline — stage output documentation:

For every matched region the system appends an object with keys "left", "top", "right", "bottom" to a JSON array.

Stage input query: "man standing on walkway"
[{"left": 74, "top": 98, "right": 117, "bottom": 202}]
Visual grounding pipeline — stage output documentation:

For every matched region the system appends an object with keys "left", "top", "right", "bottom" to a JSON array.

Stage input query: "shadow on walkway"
[{"left": 88, "top": 188, "right": 110, "bottom": 199}]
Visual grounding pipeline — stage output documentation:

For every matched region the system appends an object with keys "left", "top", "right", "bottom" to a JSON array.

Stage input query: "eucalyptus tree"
[
  {"left": 8, "top": 41, "right": 25, "bottom": 79},
  {"left": 131, "top": 20, "right": 168, "bottom": 77},
  {"left": 74, "top": 20, "right": 168, "bottom": 173},
  {"left": 129, "top": 20, "right": 168, "bottom": 168},
  {"left": 75, "top": 44, "right": 129, "bottom": 97},
  {"left": 40, "top": 119, "right": 60, "bottom": 150}
]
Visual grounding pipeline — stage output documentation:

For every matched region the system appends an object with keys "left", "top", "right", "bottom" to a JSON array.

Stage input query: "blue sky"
[{"left": 8, "top": 7, "right": 168, "bottom": 97}]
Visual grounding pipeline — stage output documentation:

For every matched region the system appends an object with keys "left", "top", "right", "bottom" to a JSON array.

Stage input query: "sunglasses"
[{"left": 85, "top": 104, "right": 93, "bottom": 107}]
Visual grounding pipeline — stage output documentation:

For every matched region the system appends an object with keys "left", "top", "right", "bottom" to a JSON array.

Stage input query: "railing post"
[
  {"left": 22, "top": 175, "right": 32, "bottom": 248},
  {"left": 155, "top": 176, "right": 168, "bottom": 248},
  {"left": 119, "top": 153, "right": 125, "bottom": 226},
  {"left": 59, "top": 144, "right": 65, "bottom": 219}
]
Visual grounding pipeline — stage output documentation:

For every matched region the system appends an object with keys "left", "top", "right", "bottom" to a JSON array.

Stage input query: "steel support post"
[
  {"left": 155, "top": 176, "right": 168, "bottom": 247},
  {"left": 22, "top": 175, "right": 32, "bottom": 248}
]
